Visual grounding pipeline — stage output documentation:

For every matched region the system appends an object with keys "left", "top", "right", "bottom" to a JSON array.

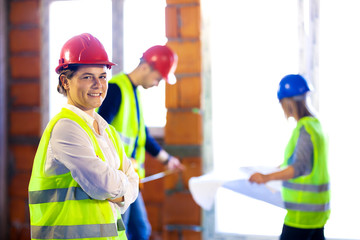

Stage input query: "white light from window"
[
  {"left": 124, "top": 0, "right": 167, "bottom": 127},
  {"left": 211, "top": 0, "right": 298, "bottom": 237},
  {"left": 319, "top": 1, "right": 360, "bottom": 239}
]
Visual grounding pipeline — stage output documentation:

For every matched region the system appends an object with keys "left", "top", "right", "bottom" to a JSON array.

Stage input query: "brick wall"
[
  {"left": 7, "top": 0, "right": 41, "bottom": 239},
  {"left": 163, "top": 0, "right": 202, "bottom": 239}
]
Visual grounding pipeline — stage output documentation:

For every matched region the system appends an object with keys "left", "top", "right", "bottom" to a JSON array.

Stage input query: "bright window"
[
  {"left": 123, "top": 0, "right": 167, "bottom": 128},
  {"left": 210, "top": 0, "right": 360, "bottom": 239},
  {"left": 319, "top": 1, "right": 360, "bottom": 239},
  {"left": 211, "top": 0, "right": 298, "bottom": 237},
  {"left": 48, "top": 0, "right": 112, "bottom": 119}
]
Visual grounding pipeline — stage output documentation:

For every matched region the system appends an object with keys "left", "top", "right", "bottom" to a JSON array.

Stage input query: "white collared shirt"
[{"left": 46, "top": 104, "right": 139, "bottom": 221}]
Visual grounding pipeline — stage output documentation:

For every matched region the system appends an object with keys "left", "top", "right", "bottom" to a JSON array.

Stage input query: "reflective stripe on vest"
[
  {"left": 284, "top": 201, "right": 330, "bottom": 212},
  {"left": 283, "top": 181, "right": 330, "bottom": 192},
  {"left": 29, "top": 108, "right": 126, "bottom": 240},
  {"left": 108, "top": 73, "right": 146, "bottom": 178},
  {"left": 31, "top": 224, "right": 119, "bottom": 239},
  {"left": 29, "top": 186, "right": 90, "bottom": 204}
]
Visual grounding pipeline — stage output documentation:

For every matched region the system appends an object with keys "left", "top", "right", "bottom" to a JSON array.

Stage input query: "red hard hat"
[
  {"left": 142, "top": 45, "right": 178, "bottom": 84},
  {"left": 55, "top": 33, "right": 115, "bottom": 73}
]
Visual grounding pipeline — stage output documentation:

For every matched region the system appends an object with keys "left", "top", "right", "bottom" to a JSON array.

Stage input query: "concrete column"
[{"left": 299, "top": 0, "right": 320, "bottom": 110}]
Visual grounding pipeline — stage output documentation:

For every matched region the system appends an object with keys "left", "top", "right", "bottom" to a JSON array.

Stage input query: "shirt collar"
[{"left": 63, "top": 104, "right": 109, "bottom": 135}]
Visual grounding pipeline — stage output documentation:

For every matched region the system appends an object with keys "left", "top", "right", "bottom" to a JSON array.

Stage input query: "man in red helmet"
[{"left": 98, "top": 45, "right": 185, "bottom": 240}]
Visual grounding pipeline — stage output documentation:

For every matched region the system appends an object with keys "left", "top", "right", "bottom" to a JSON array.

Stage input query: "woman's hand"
[
  {"left": 249, "top": 172, "right": 269, "bottom": 184},
  {"left": 108, "top": 196, "right": 124, "bottom": 203}
]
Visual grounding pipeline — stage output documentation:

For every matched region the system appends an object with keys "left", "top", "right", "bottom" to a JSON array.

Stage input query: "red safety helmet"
[
  {"left": 142, "top": 45, "right": 178, "bottom": 84},
  {"left": 55, "top": 33, "right": 115, "bottom": 73}
]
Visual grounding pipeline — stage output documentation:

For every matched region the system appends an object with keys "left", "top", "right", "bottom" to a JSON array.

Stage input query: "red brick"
[
  {"left": 178, "top": 76, "right": 201, "bottom": 108},
  {"left": 145, "top": 153, "right": 165, "bottom": 175},
  {"left": 10, "top": 145, "right": 37, "bottom": 171},
  {"left": 165, "top": 82, "right": 179, "bottom": 108},
  {"left": 10, "top": 1, "right": 40, "bottom": 25},
  {"left": 165, "top": 111, "right": 202, "bottom": 145},
  {"left": 165, "top": 6, "right": 178, "bottom": 38},
  {"left": 163, "top": 230, "right": 201, "bottom": 240},
  {"left": 143, "top": 153, "right": 166, "bottom": 202},
  {"left": 146, "top": 203, "right": 163, "bottom": 231},
  {"left": 164, "top": 167, "right": 182, "bottom": 191},
  {"left": 167, "top": 41, "right": 201, "bottom": 74},
  {"left": 19, "top": 225, "right": 31, "bottom": 240},
  {"left": 179, "top": 6, "right": 200, "bottom": 38},
  {"left": 10, "top": 224, "right": 31, "bottom": 240},
  {"left": 10, "top": 28, "right": 41, "bottom": 52},
  {"left": 163, "top": 192, "right": 201, "bottom": 225},
  {"left": 181, "top": 157, "right": 201, "bottom": 189},
  {"left": 10, "top": 56, "right": 40, "bottom": 79},
  {"left": 164, "top": 157, "right": 201, "bottom": 191},
  {"left": 9, "top": 198, "right": 27, "bottom": 223},
  {"left": 9, "top": 173, "right": 31, "bottom": 198},
  {"left": 142, "top": 178, "right": 165, "bottom": 203},
  {"left": 11, "top": 82, "right": 40, "bottom": 107},
  {"left": 10, "top": 111, "right": 41, "bottom": 136},
  {"left": 167, "top": 0, "right": 200, "bottom": 4}
]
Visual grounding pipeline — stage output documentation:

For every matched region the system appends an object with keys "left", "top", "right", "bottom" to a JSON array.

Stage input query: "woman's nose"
[{"left": 93, "top": 77, "right": 102, "bottom": 87}]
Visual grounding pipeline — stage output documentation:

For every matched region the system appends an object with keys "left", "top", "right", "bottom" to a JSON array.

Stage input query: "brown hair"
[
  {"left": 57, "top": 65, "right": 80, "bottom": 96},
  {"left": 295, "top": 99, "right": 312, "bottom": 119}
]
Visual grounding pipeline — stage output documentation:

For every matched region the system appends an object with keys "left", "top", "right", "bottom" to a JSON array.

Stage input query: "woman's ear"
[{"left": 60, "top": 75, "right": 69, "bottom": 90}]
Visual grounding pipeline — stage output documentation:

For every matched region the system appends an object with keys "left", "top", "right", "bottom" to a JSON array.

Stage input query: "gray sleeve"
[{"left": 291, "top": 126, "right": 314, "bottom": 178}]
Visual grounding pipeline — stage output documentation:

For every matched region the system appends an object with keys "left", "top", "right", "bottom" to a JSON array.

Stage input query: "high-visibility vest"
[
  {"left": 108, "top": 73, "right": 146, "bottom": 179},
  {"left": 281, "top": 116, "right": 330, "bottom": 229},
  {"left": 28, "top": 108, "right": 127, "bottom": 240}
]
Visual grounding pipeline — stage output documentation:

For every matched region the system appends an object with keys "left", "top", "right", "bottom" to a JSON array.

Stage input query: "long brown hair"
[{"left": 295, "top": 99, "right": 313, "bottom": 119}]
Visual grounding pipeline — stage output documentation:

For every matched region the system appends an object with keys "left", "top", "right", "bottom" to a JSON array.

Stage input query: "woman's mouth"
[{"left": 88, "top": 93, "right": 101, "bottom": 97}]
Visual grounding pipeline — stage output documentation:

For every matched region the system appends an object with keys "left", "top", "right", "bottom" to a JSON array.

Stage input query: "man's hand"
[{"left": 167, "top": 156, "right": 185, "bottom": 171}]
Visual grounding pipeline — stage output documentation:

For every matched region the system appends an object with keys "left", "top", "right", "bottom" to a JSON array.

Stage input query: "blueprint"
[{"left": 188, "top": 166, "right": 285, "bottom": 210}]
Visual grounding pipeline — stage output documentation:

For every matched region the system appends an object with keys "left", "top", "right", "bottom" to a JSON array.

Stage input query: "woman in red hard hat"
[
  {"left": 28, "top": 33, "right": 139, "bottom": 240},
  {"left": 98, "top": 45, "right": 185, "bottom": 240},
  {"left": 249, "top": 74, "right": 330, "bottom": 240}
]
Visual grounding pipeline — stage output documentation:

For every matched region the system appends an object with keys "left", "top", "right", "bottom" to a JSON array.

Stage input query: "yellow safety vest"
[
  {"left": 281, "top": 116, "right": 330, "bottom": 229},
  {"left": 108, "top": 73, "right": 146, "bottom": 178},
  {"left": 28, "top": 108, "right": 127, "bottom": 240}
]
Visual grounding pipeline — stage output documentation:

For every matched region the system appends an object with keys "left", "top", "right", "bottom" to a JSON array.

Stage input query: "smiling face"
[{"left": 63, "top": 65, "right": 108, "bottom": 116}]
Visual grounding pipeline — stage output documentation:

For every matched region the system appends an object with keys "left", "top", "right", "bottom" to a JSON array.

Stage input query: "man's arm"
[
  {"left": 145, "top": 127, "right": 185, "bottom": 171},
  {"left": 98, "top": 83, "right": 122, "bottom": 123}
]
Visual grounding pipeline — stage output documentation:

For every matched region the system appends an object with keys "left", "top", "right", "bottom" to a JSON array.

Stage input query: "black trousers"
[{"left": 280, "top": 224, "right": 325, "bottom": 240}]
